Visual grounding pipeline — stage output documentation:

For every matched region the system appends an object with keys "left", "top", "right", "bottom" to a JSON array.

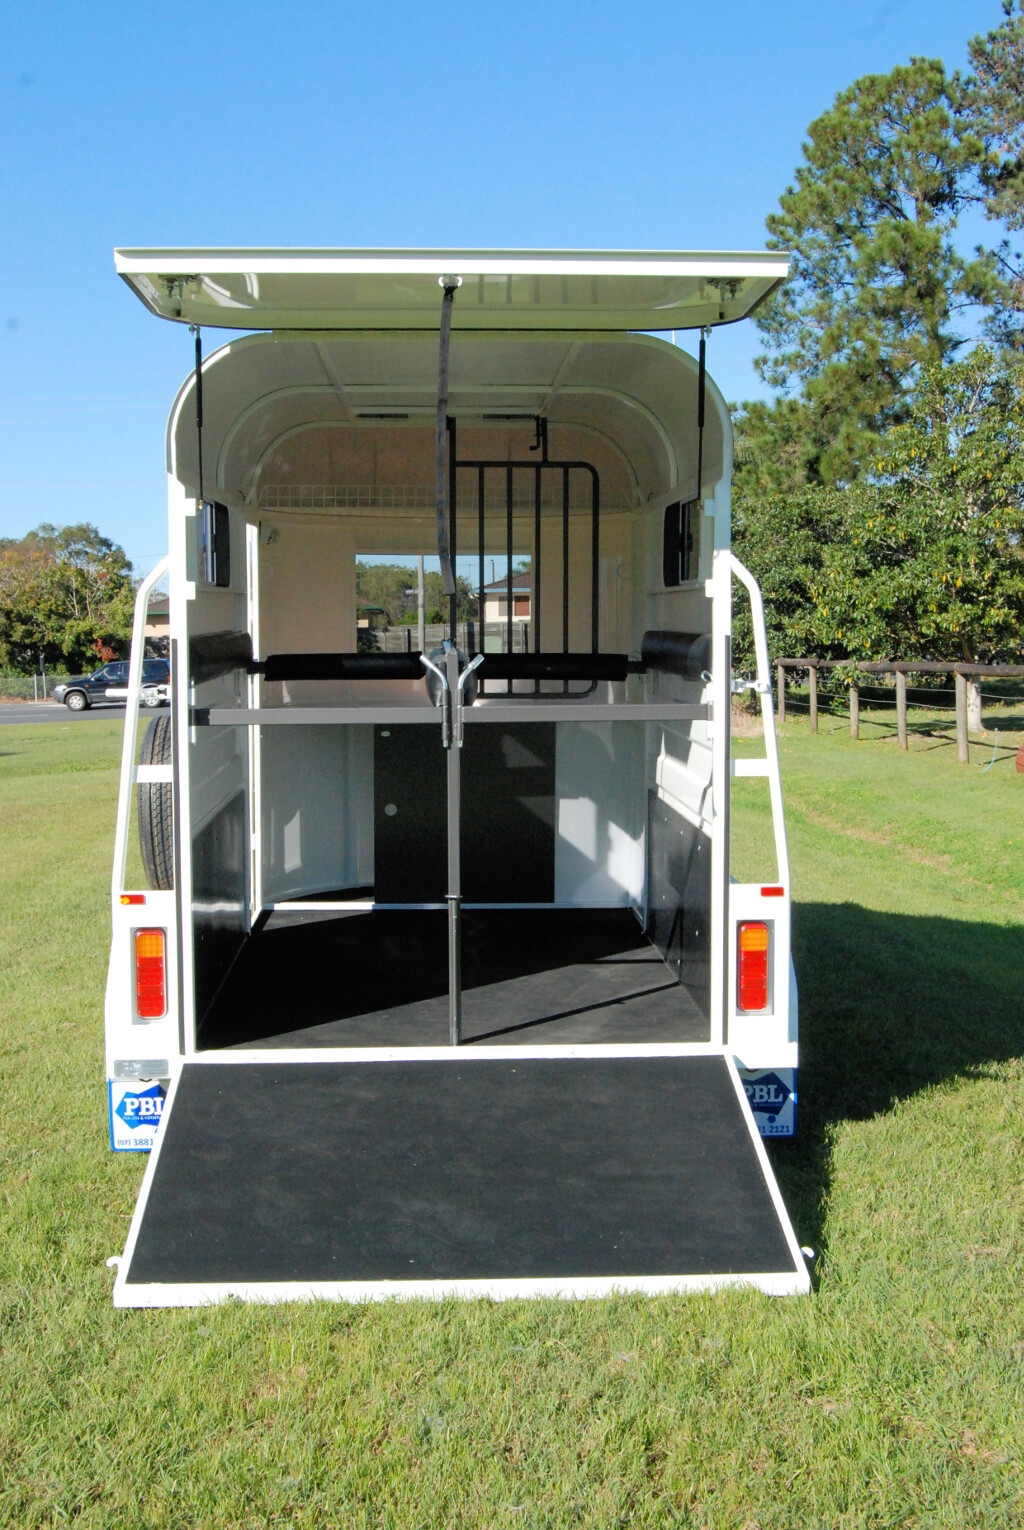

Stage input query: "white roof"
[{"left": 114, "top": 247, "right": 788, "bottom": 332}]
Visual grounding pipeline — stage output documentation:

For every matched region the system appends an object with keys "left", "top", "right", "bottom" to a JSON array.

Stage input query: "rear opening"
[{"left": 188, "top": 407, "right": 716, "bottom": 1052}]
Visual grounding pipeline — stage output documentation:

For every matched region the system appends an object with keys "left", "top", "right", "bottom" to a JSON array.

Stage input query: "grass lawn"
[{"left": 1, "top": 714, "right": 1022, "bottom": 1527}]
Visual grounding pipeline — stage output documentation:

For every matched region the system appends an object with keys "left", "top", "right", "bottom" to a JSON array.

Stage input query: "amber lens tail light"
[
  {"left": 737, "top": 921, "right": 770, "bottom": 1012},
  {"left": 135, "top": 929, "right": 166, "bottom": 1019}
]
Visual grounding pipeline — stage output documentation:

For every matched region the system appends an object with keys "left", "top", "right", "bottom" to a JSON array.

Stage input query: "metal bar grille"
[{"left": 454, "top": 418, "right": 601, "bottom": 697}]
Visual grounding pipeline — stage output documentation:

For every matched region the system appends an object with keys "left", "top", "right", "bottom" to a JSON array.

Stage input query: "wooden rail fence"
[{"left": 775, "top": 659, "right": 1024, "bottom": 764}]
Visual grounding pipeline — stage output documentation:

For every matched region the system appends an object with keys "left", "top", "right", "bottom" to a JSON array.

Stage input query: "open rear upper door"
[{"left": 113, "top": 248, "right": 789, "bottom": 332}]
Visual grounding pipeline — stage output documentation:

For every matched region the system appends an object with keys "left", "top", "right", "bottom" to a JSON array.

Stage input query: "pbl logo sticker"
[
  {"left": 115, "top": 1083, "right": 165, "bottom": 1130},
  {"left": 743, "top": 1071, "right": 792, "bottom": 1123}
]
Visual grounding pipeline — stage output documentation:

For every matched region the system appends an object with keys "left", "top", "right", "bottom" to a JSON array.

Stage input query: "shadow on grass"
[{"left": 768, "top": 901, "right": 1024, "bottom": 1253}]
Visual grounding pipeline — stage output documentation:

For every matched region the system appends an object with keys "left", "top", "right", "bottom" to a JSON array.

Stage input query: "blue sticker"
[
  {"left": 742, "top": 1071, "right": 793, "bottom": 1125},
  {"left": 114, "top": 1083, "right": 166, "bottom": 1131}
]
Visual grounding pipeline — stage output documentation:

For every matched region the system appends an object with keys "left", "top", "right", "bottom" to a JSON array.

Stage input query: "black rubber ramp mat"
[{"left": 116, "top": 1056, "right": 806, "bottom": 1301}]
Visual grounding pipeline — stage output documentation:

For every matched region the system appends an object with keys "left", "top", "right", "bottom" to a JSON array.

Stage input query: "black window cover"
[{"left": 662, "top": 501, "right": 697, "bottom": 587}]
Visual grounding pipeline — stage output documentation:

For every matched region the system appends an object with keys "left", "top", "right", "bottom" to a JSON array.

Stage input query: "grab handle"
[
  {"left": 454, "top": 654, "right": 485, "bottom": 745},
  {"left": 419, "top": 651, "right": 452, "bottom": 748}
]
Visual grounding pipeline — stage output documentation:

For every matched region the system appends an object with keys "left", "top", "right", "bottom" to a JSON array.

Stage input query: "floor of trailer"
[
  {"left": 198, "top": 908, "right": 709, "bottom": 1050},
  {"left": 116, "top": 1055, "right": 807, "bottom": 1300}
]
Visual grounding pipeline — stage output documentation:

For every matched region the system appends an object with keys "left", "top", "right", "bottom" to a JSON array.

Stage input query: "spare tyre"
[{"left": 138, "top": 713, "right": 174, "bottom": 890}]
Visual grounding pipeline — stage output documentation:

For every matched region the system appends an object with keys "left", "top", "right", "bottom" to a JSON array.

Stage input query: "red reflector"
[
  {"left": 121, "top": 894, "right": 145, "bottom": 905},
  {"left": 134, "top": 928, "right": 166, "bottom": 1019},
  {"left": 737, "top": 922, "right": 769, "bottom": 1012},
  {"left": 760, "top": 885, "right": 784, "bottom": 897}
]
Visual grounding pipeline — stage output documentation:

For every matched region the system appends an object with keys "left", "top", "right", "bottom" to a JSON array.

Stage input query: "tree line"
[
  {"left": 0, "top": 524, "right": 136, "bottom": 675},
  {"left": 0, "top": 536, "right": 485, "bottom": 677},
  {"left": 732, "top": 3, "right": 1024, "bottom": 668},
  {"left": 355, "top": 561, "right": 477, "bottom": 626}
]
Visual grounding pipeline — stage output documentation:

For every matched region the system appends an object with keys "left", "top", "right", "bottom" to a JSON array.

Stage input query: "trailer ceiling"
[
  {"left": 167, "top": 333, "right": 727, "bottom": 506},
  {"left": 115, "top": 249, "right": 789, "bottom": 333}
]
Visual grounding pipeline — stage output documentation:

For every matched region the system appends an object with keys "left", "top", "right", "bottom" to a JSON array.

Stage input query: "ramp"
[{"left": 109, "top": 1052, "right": 809, "bottom": 1306}]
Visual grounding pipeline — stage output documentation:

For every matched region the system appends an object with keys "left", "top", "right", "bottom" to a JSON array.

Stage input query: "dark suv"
[{"left": 53, "top": 659, "right": 170, "bottom": 712}]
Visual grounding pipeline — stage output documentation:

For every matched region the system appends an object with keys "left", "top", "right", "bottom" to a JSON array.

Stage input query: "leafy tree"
[
  {"left": 355, "top": 560, "right": 477, "bottom": 626},
  {"left": 733, "top": 349, "right": 1024, "bottom": 670},
  {"left": 421, "top": 569, "right": 477, "bottom": 625},
  {"left": 731, "top": 488, "right": 848, "bottom": 671},
  {"left": 355, "top": 562, "right": 418, "bottom": 622},
  {"left": 0, "top": 523, "right": 136, "bottom": 673},
  {"left": 752, "top": 59, "right": 998, "bottom": 484}
]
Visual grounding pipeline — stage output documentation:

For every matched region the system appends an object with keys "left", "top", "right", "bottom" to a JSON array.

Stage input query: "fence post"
[
  {"left": 849, "top": 681, "right": 859, "bottom": 740},
  {"left": 776, "top": 662, "right": 786, "bottom": 725},
  {"left": 955, "top": 670, "right": 969, "bottom": 764},
  {"left": 809, "top": 665, "right": 818, "bottom": 734},
  {"left": 895, "top": 669, "right": 908, "bottom": 750}
]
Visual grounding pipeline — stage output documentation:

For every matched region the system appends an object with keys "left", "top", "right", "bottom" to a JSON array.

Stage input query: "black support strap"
[
  {"left": 436, "top": 279, "right": 460, "bottom": 598},
  {"left": 193, "top": 326, "right": 204, "bottom": 505},
  {"left": 696, "top": 329, "right": 706, "bottom": 504}
]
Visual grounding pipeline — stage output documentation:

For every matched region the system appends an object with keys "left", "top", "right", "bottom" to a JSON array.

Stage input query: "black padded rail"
[
  {"left": 255, "top": 650, "right": 632, "bottom": 685},
  {"left": 190, "top": 630, "right": 253, "bottom": 686},
  {"left": 258, "top": 652, "right": 425, "bottom": 682},
  {"left": 640, "top": 631, "right": 712, "bottom": 682},
  {"left": 478, "top": 652, "right": 630, "bottom": 683}
]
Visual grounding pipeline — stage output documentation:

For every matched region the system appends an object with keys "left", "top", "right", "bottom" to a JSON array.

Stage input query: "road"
[{"left": 0, "top": 702, "right": 128, "bottom": 725}]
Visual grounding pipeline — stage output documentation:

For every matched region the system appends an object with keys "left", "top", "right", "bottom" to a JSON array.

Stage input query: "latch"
[{"left": 420, "top": 644, "right": 484, "bottom": 748}]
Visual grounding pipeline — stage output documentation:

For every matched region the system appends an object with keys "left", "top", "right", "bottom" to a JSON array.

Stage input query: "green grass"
[{"left": 1, "top": 717, "right": 1023, "bottom": 1527}]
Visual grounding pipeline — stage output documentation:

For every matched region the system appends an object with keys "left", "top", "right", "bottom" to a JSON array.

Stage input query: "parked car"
[
  {"left": 53, "top": 658, "right": 170, "bottom": 711},
  {"left": 141, "top": 680, "right": 171, "bottom": 708}
]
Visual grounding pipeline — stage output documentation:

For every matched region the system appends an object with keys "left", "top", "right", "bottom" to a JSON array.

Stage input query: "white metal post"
[
  {"left": 708, "top": 543, "right": 731, "bottom": 1049},
  {"left": 245, "top": 522, "right": 263, "bottom": 923},
  {"left": 110, "top": 556, "right": 172, "bottom": 898},
  {"left": 168, "top": 474, "right": 197, "bottom": 1056},
  {"left": 729, "top": 555, "right": 791, "bottom": 890}
]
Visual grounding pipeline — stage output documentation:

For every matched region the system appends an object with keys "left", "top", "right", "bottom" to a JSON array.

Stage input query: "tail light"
[
  {"left": 135, "top": 929, "right": 166, "bottom": 1019},
  {"left": 737, "top": 922, "right": 770, "bottom": 1012}
]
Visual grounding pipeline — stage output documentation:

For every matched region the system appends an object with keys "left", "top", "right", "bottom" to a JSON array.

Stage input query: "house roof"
[{"left": 483, "top": 572, "right": 531, "bottom": 592}]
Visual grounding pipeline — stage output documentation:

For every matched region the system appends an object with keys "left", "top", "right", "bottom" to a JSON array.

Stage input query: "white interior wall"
[
  {"left": 259, "top": 725, "right": 373, "bottom": 901},
  {"left": 640, "top": 491, "right": 720, "bottom": 832},
  {"left": 554, "top": 722, "right": 644, "bottom": 907},
  {"left": 258, "top": 515, "right": 357, "bottom": 705}
]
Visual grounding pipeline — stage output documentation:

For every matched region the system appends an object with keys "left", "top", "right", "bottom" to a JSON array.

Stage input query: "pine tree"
[{"left": 752, "top": 59, "right": 998, "bottom": 484}]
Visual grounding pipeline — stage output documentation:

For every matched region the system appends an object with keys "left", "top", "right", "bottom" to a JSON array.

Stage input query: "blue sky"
[{"left": 0, "top": 0, "right": 999, "bottom": 574}]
